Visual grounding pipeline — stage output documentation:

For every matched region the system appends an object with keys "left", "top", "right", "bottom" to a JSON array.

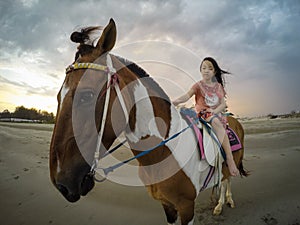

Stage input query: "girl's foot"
[{"left": 227, "top": 158, "right": 239, "bottom": 177}]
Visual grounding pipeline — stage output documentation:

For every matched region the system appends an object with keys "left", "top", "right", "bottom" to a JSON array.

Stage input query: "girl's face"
[{"left": 200, "top": 60, "right": 216, "bottom": 81}]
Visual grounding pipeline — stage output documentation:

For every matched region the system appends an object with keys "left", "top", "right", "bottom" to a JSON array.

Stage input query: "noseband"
[{"left": 65, "top": 54, "right": 129, "bottom": 182}]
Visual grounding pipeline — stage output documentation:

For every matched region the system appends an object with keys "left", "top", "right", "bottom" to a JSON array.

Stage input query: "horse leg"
[
  {"left": 210, "top": 186, "right": 218, "bottom": 204},
  {"left": 213, "top": 179, "right": 227, "bottom": 215},
  {"left": 162, "top": 203, "right": 178, "bottom": 225},
  {"left": 177, "top": 200, "right": 195, "bottom": 225},
  {"left": 225, "top": 177, "right": 235, "bottom": 208}
]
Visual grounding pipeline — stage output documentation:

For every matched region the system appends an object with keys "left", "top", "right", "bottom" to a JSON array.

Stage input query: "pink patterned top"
[{"left": 192, "top": 80, "right": 227, "bottom": 126}]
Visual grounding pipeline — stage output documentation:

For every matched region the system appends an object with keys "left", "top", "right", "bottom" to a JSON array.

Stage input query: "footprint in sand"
[{"left": 261, "top": 214, "right": 278, "bottom": 225}]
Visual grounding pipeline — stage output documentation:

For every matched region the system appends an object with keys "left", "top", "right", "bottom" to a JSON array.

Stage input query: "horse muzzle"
[{"left": 55, "top": 172, "right": 95, "bottom": 203}]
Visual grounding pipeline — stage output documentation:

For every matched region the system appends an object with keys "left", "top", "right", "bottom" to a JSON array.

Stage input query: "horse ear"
[{"left": 96, "top": 18, "right": 116, "bottom": 54}]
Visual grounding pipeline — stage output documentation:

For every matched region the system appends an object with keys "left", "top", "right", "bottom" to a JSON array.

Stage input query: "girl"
[{"left": 173, "top": 57, "right": 239, "bottom": 177}]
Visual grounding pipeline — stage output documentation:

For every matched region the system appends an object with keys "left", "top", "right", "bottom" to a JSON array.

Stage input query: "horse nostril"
[
  {"left": 56, "top": 182, "right": 80, "bottom": 202},
  {"left": 56, "top": 183, "right": 69, "bottom": 196},
  {"left": 81, "top": 174, "right": 95, "bottom": 196}
]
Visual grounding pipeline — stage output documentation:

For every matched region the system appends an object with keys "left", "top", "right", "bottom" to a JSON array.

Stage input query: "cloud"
[
  {"left": 0, "top": 75, "right": 57, "bottom": 97},
  {"left": 0, "top": 74, "right": 27, "bottom": 88}
]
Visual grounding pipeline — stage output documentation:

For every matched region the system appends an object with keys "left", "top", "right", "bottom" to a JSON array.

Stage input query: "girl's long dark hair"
[{"left": 200, "top": 57, "right": 230, "bottom": 87}]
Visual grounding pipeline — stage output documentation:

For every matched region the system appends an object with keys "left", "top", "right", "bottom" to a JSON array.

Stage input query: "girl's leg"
[{"left": 208, "top": 117, "right": 239, "bottom": 176}]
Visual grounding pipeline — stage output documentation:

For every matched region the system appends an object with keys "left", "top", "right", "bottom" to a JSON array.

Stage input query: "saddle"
[{"left": 180, "top": 108, "right": 242, "bottom": 165}]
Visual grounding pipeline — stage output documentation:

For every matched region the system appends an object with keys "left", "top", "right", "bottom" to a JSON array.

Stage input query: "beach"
[{"left": 0, "top": 118, "right": 300, "bottom": 225}]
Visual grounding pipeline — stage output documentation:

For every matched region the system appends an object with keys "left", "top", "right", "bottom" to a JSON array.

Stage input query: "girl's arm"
[{"left": 173, "top": 88, "right": 195, "bottom": 106}]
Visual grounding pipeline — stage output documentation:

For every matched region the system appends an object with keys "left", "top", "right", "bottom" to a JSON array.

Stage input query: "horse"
[{"left": 49, "top": 18, "right": 247, "bottom": 225}]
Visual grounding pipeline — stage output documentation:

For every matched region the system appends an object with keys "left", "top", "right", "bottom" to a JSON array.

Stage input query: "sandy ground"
[{"left": 0, "top": 118, "right": 300, "bottom": 225}]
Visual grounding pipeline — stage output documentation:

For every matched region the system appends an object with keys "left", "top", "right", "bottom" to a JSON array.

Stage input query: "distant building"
[{"left": 0, "top": 118, "right": 41, "bottom": 123}]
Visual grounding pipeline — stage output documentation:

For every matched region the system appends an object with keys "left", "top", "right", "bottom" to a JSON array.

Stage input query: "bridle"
[{"left": 65, "top": 54, "right": 129, "bottom": 181}]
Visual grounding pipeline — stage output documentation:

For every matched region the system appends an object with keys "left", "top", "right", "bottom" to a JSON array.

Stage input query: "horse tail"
[{"left": 238, "top": 161, "right": 250, "bottom": 177}]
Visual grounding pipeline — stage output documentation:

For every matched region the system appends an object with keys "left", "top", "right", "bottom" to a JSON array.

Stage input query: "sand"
[{"left": 0, "top": 118, "right": 300, "bottom": 225}]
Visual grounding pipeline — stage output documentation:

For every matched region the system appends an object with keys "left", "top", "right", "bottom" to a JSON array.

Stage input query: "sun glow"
[
  {"left": 0, "top": 63, "right": 61, "bottom": 114},
  {"left": 0, "top": 82, "right": 58, "bottom": 114}
]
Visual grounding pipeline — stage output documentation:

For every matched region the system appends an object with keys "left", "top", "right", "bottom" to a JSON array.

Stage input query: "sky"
[{"left": 0, "top": 0, "right": 300, "bottom": 117}]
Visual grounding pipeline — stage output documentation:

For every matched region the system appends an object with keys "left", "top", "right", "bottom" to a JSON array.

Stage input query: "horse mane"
[{"left": 114, "top": 55, "right": 171, "bottom": 103}]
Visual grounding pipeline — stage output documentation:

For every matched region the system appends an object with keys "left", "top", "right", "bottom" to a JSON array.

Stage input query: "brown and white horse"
[{"left": 49, "top": 18, "right": 247, "bottom": 225}]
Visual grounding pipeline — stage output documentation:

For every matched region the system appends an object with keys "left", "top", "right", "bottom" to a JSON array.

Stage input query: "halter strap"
[
  {"left": 65, "top": 55, "right": 130, "bottom": 178},
  {"left": 90, "top": 55, "right": 118, "bottom": 172}
]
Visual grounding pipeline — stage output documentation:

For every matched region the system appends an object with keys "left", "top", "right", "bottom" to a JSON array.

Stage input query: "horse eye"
[{"left": 79, "top": 91, "right": 95, "bottom": 105}]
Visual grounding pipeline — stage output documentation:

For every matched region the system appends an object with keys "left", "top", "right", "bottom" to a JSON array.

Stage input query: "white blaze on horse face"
[
  {"left": 187, "top": 218, "right": 194, "bottom": 225},
  {"left": 56, "top": 155, "right": 61, "bottom": 174},
  {"left": 125, "top": 79, "right": 162, "bottom": 143},
  {"left": 59, "top": 82, "right": 70, "bottom": 112},
  {"left": 55, "top": 82, "right": 69, "bottom": 174}
]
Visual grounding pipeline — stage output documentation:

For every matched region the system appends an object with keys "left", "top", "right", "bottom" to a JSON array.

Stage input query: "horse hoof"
[
  {"left": 226, "top": 200, "right": 235, "bottom": 208},
  {"left": 213, "top": 207, "right": 222, "bottom": 216}
]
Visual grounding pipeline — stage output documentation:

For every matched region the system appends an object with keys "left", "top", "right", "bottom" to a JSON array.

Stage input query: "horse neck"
[
  {"left": 115, "top": 63, "right": 172, "bottom": 146},
  {"left": 116, "top": 71, "right": 193, "bottom": 185}
]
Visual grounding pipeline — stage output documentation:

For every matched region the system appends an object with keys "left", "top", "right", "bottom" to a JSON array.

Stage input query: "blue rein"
[
  {"left": 94, "top": 112, "right": 226, "bottom": 182},
  {"left": 97, "top": 121, "right": 195, "bottom": 179}
]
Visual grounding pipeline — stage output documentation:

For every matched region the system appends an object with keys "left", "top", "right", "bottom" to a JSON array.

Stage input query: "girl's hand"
[{"left": 206, "top": 108, "right": 215, "bottom": 114}]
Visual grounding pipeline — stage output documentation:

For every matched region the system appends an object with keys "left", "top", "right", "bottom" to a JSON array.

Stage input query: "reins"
[
  {"left": 93, "top": 115, "right": 226, "bottom": 183},
  {"left": 95, "top": 120, "right": 197, "bottom": 181}
]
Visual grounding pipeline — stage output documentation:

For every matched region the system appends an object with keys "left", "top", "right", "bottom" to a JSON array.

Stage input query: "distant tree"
[
  {"left": 40, "top": 110, "right": 55, "bottom": 123},
  {"left": 13, "top": 106, "right": 29, "bottom": 119},
  {"left": 267, "top": 113, "right": 278, "bottom": 119},
  {"left": 0, "top": 109, "right": 11, "bottom": 118},
  {"left": 2, "top": 106, "right": 56, "bottom": 123}
]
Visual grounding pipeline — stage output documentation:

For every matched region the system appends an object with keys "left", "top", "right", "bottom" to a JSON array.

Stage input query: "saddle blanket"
[{"left": 180, "top": 108, "right": 242, "bottom": 160}]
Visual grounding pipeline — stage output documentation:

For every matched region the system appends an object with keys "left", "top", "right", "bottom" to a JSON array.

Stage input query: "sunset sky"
[{"left": 1, "top": 0, "right": 299, "bottom": 117}]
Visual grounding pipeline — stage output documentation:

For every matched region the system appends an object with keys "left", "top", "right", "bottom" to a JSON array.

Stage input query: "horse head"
[{"left": 49, "top": 19, "right": 127, "bottom": 202}]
